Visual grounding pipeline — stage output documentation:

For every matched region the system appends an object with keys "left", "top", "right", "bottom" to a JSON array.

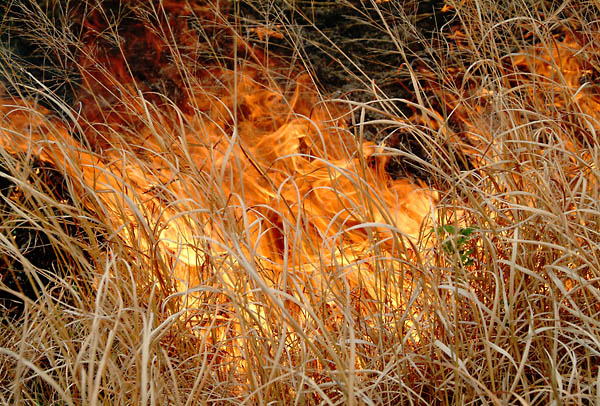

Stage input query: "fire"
[
  {"left": 0, "top": 1, "right": 434, "bottom": 318},
  {"left": 422, "top": 30, "right": 600, "bottom": 166},
  {"left": 2, "top": 1, "right": 600, "bottom": 401}
]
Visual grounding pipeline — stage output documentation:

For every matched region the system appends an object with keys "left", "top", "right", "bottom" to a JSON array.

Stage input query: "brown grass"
[{"left": 0, "top": 0, "right": 599, "bottom": 404}]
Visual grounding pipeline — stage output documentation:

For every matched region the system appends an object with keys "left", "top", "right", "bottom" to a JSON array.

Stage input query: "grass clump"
[{"left": 0, "top": 0, "right": 599, "bottom": 404}]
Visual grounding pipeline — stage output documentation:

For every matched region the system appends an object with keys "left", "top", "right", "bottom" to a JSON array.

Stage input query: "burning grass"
[{"left": 1, "top": 0, "right": 600, "bottom": 404}]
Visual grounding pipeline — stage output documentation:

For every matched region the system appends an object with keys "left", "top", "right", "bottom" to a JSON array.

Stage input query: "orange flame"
[{"left": 0, "top": 1, "right": 435, "bottom": 307}]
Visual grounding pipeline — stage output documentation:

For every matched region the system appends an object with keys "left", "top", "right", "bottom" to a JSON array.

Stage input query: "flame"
[
  {"left": 415, "top": 28, "right": 600, "bottom": 302},
  {"left": 422, "top": 31, "right": 600, "bottom": 156},
  {"left": 3, "top": 0, "right": 597, "bottom": 394},
  {"left": 0, "top": 1, "right": 435, "bottom": 320}
]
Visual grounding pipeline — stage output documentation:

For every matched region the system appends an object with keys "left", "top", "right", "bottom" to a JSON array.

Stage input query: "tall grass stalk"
[{"left": 0, "top": 0, "right": 599, "bottom": 404}]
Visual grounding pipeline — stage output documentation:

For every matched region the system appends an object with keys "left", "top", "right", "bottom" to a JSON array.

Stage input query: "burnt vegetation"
[{"left": 0, "top": 0, "right": 599, "bottom": 405}]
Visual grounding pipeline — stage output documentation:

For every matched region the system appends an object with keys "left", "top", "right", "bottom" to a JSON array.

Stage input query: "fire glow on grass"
[
  {"left": 2, "top": 1, "right": 600, "bottom": 401},
  {"left": 419, "top": 27, "right": 600, "bottom": 300},
  {"left": 424, "top": 30, "right": 600, "bottom": 167},
  {"left": 0, "top": 1, "right": 434, "bottom": 331}
]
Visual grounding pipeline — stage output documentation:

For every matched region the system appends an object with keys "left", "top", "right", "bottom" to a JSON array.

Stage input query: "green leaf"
[
  {"left": 460, "top": 227, "right": 475, "bottom": 236},
  {"left": 436, "top": 225, "right": 477, "bottom": 266}
]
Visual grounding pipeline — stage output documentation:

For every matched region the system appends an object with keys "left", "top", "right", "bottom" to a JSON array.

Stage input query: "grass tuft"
[{"left": 0, "top": 0, "right": 599, "bottom": 404}]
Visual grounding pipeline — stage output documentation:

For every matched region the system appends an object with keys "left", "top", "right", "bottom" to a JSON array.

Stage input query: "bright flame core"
[{"left": 0, "top": 2, "right": 434, "bottom": 305}]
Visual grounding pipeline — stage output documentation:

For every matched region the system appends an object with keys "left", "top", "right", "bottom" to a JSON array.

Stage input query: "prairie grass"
[{"left": 0, "top": 0, "right": 599, "bottom": 404}]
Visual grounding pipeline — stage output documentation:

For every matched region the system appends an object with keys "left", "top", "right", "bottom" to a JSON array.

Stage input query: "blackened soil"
[
  {"left": 0, "top": 157, "right": 92, "bottom": 319},
  {"left": 0, "top": 0, "right": 80, "bottom": 112},
  {"left": 2, "top": 0, "right": 456, "bottom": 182},
  {"left": 239, "top": 0, "right": 455, "bottom": 181}
]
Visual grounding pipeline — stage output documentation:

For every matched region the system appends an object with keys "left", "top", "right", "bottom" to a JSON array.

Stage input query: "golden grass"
[{"left": 0, "top": 0, "right": 599, "bottom": 404}]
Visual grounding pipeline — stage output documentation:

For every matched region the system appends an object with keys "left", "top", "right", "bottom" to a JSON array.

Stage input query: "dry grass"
[{"left": 0, "top": 0, "right": 599, "bottom": 404}]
